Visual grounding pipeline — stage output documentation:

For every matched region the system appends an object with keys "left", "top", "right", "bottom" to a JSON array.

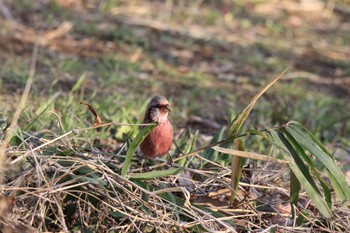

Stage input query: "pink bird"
[{"left": 139, "top": 95, "right": 173, "bottom": 160}]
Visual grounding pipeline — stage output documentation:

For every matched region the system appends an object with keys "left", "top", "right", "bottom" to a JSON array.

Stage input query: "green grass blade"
[
  {"left": 231, "top": 139, "right": 244, "bottom": 203},
  {"left": 290, "top": 163, "right": 332, "bottom": 218},
  {"left": 25, "top": 103, "right": 51, "bottom": 130},
  {"left": 178, "top": 130, "right": 199, "bottom": 166},
  {"left": 267, "top": 130, "right": 332, "bottom": 218},
  {"left": 130, "top": 167, "right": 184, "bottom": 180},
  {"left": 71, "top": 73, "right": 86, "bottom": 93},
  {"left": 121, "top": 124, "right": 157, "bottom": 176},
  {"left": 283, "top": 129, "right": 332, "bottom": 207},
  {"left": 290, "top": 170, "right": 301, "bottom": 220},
  {"left": 227, "top": 68, "right": 288, "bottom": 137},
  {"left": 328, "top": 172, "right": 346, "bottom": 202},
  {"left": 286, "top": 121, "right": 350, "bottom": 201},
  {"left": 201, "top": 126, "right": 226, "bottom": 164},
  {"left": 268, "top": 130, "right": 321, "bottom": 194}
]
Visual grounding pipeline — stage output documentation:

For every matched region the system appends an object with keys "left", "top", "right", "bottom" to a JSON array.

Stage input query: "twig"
[
  {"left": 0, "top": 0, "right": 14, "bottom": 21},
  {"left": 0, "top": 43, "right": 39, "bottom": 182},
  {"left": 10, "top": 130, "right": 73, "bottom": 165},
  {"left": 284, "top": 71, "right": 350, "bottom": 85}
]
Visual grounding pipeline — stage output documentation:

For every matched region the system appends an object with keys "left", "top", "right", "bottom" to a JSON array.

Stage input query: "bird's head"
[{"left": 146, "top": 95, "right": 171, "bottom": 123}]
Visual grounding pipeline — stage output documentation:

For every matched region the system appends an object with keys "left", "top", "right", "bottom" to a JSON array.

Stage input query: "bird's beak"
[{"left": 163, "top": 105, "right": 171, "bottom": 112}]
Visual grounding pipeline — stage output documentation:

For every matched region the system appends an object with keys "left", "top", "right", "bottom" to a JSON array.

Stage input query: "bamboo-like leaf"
[
  {"left": 227, "top": 68, "right": 288, "bottom": 137},
  {"left": 286, "top": 121, "right": 350, "bottom": 201},
  {"left": 268, "top": 130, "right": 332, "bottom": 218},
  {"left": 212, "top": 146, "right": 288, "bottom": 163},
  {"left": 130, "top": 167, "right": 184, "bottom": 180},
  {"left": 290, "top": 170, "right": 300, "bottom": 220},
  {"left": 283, "top": 129, "right": 332, "bottom": 207},
  {"left": 269, "top": 130, "right": 321, "bottom": 194},
  {"left": 328, "top": 172, "right": 346, "bottom": 202},
  {"left": 231, "top": 139, "right": 244, "bottom": 203},
  {"left": 255, "top": 129, "right": 332, "bottom": 218},
  {"left": 289, "top": 163, "right": 332, "bottom": 218},
  {"left": 121, "top": 124, "right": 157, "bottom": 176}
]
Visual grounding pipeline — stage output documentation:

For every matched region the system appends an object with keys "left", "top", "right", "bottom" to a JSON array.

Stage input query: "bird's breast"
[{"left": 140, "top": 120, "right": 173, "bottom": 159}]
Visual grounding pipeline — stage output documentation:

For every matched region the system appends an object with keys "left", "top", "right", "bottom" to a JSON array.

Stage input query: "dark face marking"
[{"left": 156, "top": 104, "right": 171, "bottom": 112}]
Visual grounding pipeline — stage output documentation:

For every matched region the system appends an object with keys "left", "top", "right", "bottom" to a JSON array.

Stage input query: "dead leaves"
[{"left": 81, "top": 102, "right": 103, "bottom": 127}]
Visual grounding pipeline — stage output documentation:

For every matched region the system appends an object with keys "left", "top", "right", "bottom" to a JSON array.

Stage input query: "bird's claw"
[
  {"left": 167, "top": 156, "right": 174, "bottom": 166},
  {"left": 142, "top": 165, "right": 151, "bottom": 172}
]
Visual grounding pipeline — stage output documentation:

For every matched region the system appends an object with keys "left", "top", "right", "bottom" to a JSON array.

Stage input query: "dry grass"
[
  {"left": 3, "top": 128, "right": 234, "bottom": 232},
  {"left": 2, "top": 128, "right": 349, "bottom": 232},
  {"left": 1, "top": 0, "right": 350, "bottom": 232}
]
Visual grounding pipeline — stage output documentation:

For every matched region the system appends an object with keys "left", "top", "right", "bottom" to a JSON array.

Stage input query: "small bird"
[{"left": 139, "top": 95, "right": 173, "bottom": 160}]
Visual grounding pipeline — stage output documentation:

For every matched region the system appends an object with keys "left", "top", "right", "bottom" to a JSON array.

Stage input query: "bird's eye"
[{"left": 156, "top": 104, "right": 162, "bottom": 108}]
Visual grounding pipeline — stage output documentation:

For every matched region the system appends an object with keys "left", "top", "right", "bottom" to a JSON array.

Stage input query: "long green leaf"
[
  {"left": 328, "top": 172, "right": 346, "bottom": 202},
  {"left": 289, "top": 164, "right": 332, "bottom": 218},
  {"left": 130, "top": 167, "right": 184, "bottom": 180},
  {"left": 259, "top": 129, "right": 332, "bottom": 218},
  {"left": 290, "top": 170, "right": 300, "bottom": 220},
  {"left": 121, "top": 124, "right": 157, "bottom": 176},
  {"left": 212, "top": 145, "right": 288, "bottom": 163},
  {"left": 283, "top": 129, "right": 332, "bottom": 208},
  {"left": 230, "top": 139, "right": 244, "bottom": 203},
  {"left": 269, "top": 130, "right": 322, "bottom": 195},
  {"left": 286, "top": 121, "right": 350, "bottom": 201},
  {"left": 227, "top": 68, "right": 288, "bottom": 137}
]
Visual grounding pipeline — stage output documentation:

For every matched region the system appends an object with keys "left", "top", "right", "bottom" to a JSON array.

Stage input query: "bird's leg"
[
  {"left": 140, "top": 158, "right": 151, "bottom": 172},
  {"left": 167, "top": 153, "right": 173, "bottom": 166}
]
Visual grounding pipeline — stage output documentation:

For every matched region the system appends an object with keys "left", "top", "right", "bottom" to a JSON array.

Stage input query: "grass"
[{"left": 0, "top": 0, "right": 350, "bottom": 232}]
